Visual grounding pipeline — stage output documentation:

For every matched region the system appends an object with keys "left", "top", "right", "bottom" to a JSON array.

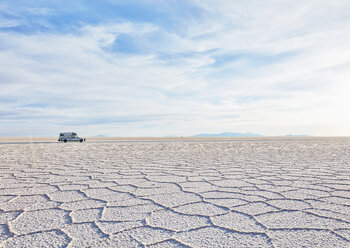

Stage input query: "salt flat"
[{"left": 0, "top": 138, "right": 350, "bottom": 247}]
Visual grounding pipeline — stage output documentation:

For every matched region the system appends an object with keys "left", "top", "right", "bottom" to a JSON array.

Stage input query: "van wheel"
[
  {"left": 80, "top": 139, "right": 83, "bottom": 142},
  {"left": 64, "top": 139, "right": 67, "bottom": 143}
]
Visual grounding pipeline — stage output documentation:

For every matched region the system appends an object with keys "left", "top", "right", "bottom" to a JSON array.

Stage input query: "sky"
[{"left": 1, "top": 0, "right": 350, "bottom": 137}]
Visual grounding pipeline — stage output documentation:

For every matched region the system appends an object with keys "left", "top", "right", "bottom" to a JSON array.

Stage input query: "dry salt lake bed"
[{"left": 0, "top": 137, "right": 350, "bottom": 247}]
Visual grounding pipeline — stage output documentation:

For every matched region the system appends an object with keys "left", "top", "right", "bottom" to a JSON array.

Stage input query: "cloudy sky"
[{"left": 1, "top": 1, "right": 350, "bottom": 137}]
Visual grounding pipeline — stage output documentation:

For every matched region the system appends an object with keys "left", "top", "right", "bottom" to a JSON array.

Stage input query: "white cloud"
[
  {"left": 1, "top": 1, "right": 350, "bottom": 136},
  {"left": 0, "top": 19, "right": 18, "bottom": 28}
]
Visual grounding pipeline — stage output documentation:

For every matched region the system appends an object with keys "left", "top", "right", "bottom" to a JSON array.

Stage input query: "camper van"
[{"left": 58, "top": 132, "right": 86, "bottom": 142}]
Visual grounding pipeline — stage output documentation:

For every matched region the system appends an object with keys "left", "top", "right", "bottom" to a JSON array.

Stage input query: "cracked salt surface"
[
  {"left": 0, "top": 138, "right": 350, "bottom": 247},
  {"left": 10, "top": 209, "right": 70, "bottom": 235}
]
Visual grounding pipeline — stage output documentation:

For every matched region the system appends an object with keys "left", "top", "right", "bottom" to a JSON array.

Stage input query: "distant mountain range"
[
  {"left": 91, "top": 133, "right": 311, "bottom": 138},
  {"left": 94, "top": 134, "right": 108, "bottom": 137},
  {"left": 192, "top": 132, "right": 311, "bottom": 138},
  {"left": 283, "top": 134, "right": 311, "bottom": 137}
]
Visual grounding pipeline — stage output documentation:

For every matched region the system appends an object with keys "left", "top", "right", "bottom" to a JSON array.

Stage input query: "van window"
[{"left": 60, "top": 134, "right": 64, "bottom": 136}]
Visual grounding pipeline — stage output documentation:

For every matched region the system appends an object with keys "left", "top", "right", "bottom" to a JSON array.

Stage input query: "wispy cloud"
[{"left": 1, "top": 1, "right": 350, "bottom": 136}]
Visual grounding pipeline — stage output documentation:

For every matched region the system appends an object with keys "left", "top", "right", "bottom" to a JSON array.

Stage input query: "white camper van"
[{"left": 58, "top": 132, "right": 86, "bottom": 142}]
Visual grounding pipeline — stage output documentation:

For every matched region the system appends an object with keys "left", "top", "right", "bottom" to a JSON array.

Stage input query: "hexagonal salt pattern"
[
  {"left": 3, "top": 230, "right": 70, "bottom": 247},
  {"left": 10, "top": 209, "right": 70, "bottom": 235},
  {"left": 0, "top": 138, "right": 349, "bottom": 247},
  {"left": 147, "top": 209, "right": 209, "bottom": 231},
  {"left": 268, "top": 229, "right": 350, "bottom": 248}
]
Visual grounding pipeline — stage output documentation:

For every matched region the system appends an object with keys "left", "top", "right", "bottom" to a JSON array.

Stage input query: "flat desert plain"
[{"left": 0, "top": 138, "right": 350, "bottom": 247}]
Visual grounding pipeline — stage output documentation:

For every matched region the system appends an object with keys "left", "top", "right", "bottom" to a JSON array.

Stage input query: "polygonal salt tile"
[
  {"left": 82, "top": 188, "right": 117, "bottom": 198},
  {"left": 268, "top": 229, "right": 350, "bottom": 248},
  {"left": 240, "top": 186, "right": 259, "bottom": 191},
  {"left": 211, "top": 211, "right": 265, "bottom": 232},
  {"left": 147, "top": 239, "right": 188, "bottom": 248},
  {"left": 297, "top": 188, "right": 331, "bottom": 198},
  {"left": 231, "top": 202, "right": 278, "bottom": 215},
  {"left": 60, "top": 199, "right": 106, "bottom": 211},
  {"left": 147, "top": 209, "right": 209, "bottom": 232},
  {"left": 280, "top": 190, "right": 313, "bottom": 200},
  {"left": 48, "top": 190, "right": 87, "bottom": 202},
  {"left": 0, "top": 211, "right": 21, "bottom": 224},
  {"left": 175, "top": 226, "right": 272, "bottom": 248},
  {"left": 2, "top": 230, "right": 70, "bottom": 248},
  {"left": 245, "top": 190, "right": 282, "bottom": 199},
  {"left": 271, "top": 180, "right": 294, "bottom": 186},
  {"left": 0, "top": 195, "right": 49, "bottom": 211},
  {"left": 304, "top": 184, "right": 332, "bottom": 192},
  {"left": 10, "top": 209, "right": 70, "bottom": 235},
  {"left": 0, "top": 186, "right": 58, "bottom": 196},
  {"left": 306, "top": 199, "right": 350, "bottom": 216},
  {"left": 255, "top": 211, "right": 349, "bottom": 229},
  {"left": 108, "top": 185, "right": 137, "bottom": 193},
  {"left": 86, "top": 190, "right": 132, "bottom": 202},
  {"left": 71, "top": 208, "right": 102, "bottom": 223},
  {"left": 45, "top": 176, "right": 69, "bottom": 184},
  {"left": 210, "top": 179, "right": 252, "bottom": 188},
  {"left": 145, "top": 192, "right": 201, "bottom": 208},
  {"left": 97, "top": 220, "right": 144, "bottom": 234},
  {"left": 257, "top": 185, "right": 294, "bottom": 193},
  {"left": 88, "top": 181, "right": 118, "bottom": 188},
  {"left": 204, "top": 198, "right": 247, "bottom": 208},
  {"left": 201, "top": 191, "right": 265, "bottom": 202},
  {"left": 63, "top": 222, "right": 107, "bottom": 247},
  {"left": 131, "top": 181, "right": 164, "bottom": 188},
  {"left": 305, "top": 208, "right": 350, "bottom": 223},
  {"left": 97, "top": 232, "right": 142, "bottom": 247},
  {"left": 113, "top": 178, "right": 146, "bottom": 185},
  {"left": 58, "top": 184, "right": 89, "bottom": 191},
  {"left": 173, "top": 202, "right": 227, "bottom": 216},
  {"left": 191, "top": 176, "right": 221, "bottom": 181},
  {"left": 124, "top": 226, "right": 174, "bottom": 245},
  {"left": 146, "top": 175, "right": 186, "bottom": 183},
  {"left": 133, "top": 186, "right": 182, "bottom": 197},
  {"left": 267, "top": 199, "right": 310, "bottom": 210},
  {"left": 244, "top": 178, "right": 271, "bottom": 185},
  {"left": 25, "top": 201, "right": 60, "bottom": 211},
  {"left": 102, "top": 204, "right": 162, "bottom": 221},
  {"left": 178, "top": 181, "right": 220, "bottom": 193}
]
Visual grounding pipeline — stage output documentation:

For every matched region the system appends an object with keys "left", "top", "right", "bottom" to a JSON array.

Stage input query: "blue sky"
[{"left": 1, "top": 1, "right": 350, "bottom": 136}]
